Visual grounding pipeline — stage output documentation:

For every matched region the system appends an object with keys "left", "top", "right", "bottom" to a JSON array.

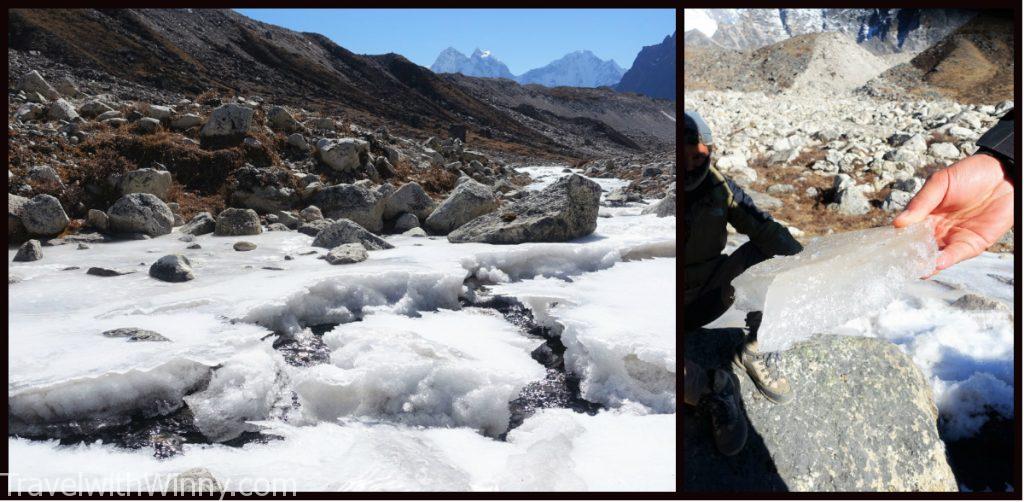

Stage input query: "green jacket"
[{"left": 684, "top": 166, "right": 802, "bottom": 298}]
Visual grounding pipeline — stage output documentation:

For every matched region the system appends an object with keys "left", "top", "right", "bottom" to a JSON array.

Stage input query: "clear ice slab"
[{"left": 733, "top": 222, "right": 938, "bottom": 353}]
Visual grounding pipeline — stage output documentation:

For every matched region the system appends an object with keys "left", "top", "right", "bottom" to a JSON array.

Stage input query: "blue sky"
[{"left": 235, "top": 9, "right": 675, "bottom": 75}]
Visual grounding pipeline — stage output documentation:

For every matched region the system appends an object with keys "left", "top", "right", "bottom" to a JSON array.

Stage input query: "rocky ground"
[
  {"left": 8, "top": 63, "right": 676, "bottom": 259},
  {"left": 685, "top": 90, "right": 1014, "bottom": 252}
]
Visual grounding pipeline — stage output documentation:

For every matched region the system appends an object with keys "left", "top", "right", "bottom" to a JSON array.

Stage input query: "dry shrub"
[
  {"left": 413, "top": 166, "right": 458, "bottom": 196},
  {"left": 77, "top": 130, "right": 246, "bottom": 194},
  {"left": 167, "top": 182, "right": 226, "bottom": 221}
]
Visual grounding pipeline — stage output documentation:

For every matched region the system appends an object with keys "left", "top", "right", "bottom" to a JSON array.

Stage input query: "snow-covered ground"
[
  {"left": 718, "top": 233, "right": 1015, "bottom": 442},
  {"left": 7, "top": 166, "right": 677, "bottom": 493}
]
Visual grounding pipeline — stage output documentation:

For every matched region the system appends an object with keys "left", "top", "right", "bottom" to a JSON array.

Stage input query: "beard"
[{"left": 683, "top": 154, "right": 711, "bottom": 192}]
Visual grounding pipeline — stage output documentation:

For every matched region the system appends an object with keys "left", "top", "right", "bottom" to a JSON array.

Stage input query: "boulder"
[
  {"left": 383, "top": 182, "right": 435, "bottom": 221},
  {"left": 298, "top": 218, "right": 332, "bottom": 237},
  {"left": 835, "top": 186, "right": 871, "bottom": 216},
  {"left": 267, "top": 106, "right": 301, "bottom": 133},
  {"left": 928, "top": 142, "right": 960, "bottom": 160},
  {"left": 47, "top": 99, "right": 79, "bottom": 122},
  {"left": 21, "top": 194, "right": 70, "bottom": 237},
  {"left": 642, "top": 191, "right": 676, "bottom": 217},
  {"left": 300, "top": 205, "right": 324, "bottom": 222},
  {"left": 287, "top": 133, "right": 309, "bottom": 151},
  {"left": 214, "top": 208, "right": 261, "bottom": 236},
  {"left": 86, "top": 267, "right": 135, "bottom": 277},
  {"left": 15, "top": 103, "right": 45, "bottom": 121},
  {"left": 86, "top": 209, "right": 109, "bottom": 232},
  {"left": 448, "top": 174, "right": 600, "bottom": 244},
  {"left": 166, "top": 468, "right": 222, "bottom": 495},
  {"left": 309, "top": 184, "right": 384, "bottom": 233},
  {"left": 102, "top": 327, "right": 169, "bottom": 342},
  {"left": 13, "top": 240, "right": 43, "bottom": 262},
  {"left": 136, "top": 117, "right": 161, "bottom": 134},
  {"left": 199, "top": 104, "right": 253, "bottom": 148},
  {"left": 324, "top": 243, "right": 369, "bottom": 265},
  {"left": 78, "top": 100, "right": 115, "bottom": 118},
  {"left": 26, "top": 165, "right": 64, "bottom": 191},
  {"left": 312, "top": 219, "right": 394, "bottom": 250},
  {"left": 107, "top": 193, "right": 174, "bottom": 237},
  {"left": 119, "top": 168, "right": 172, "bottom": 200},
  {"left": 317, "top": 138, "right": 370, "bottom": 173},
  {"left": 683, "top": 330, "right": 957, "bottom": 492},
  {"left": 180, "top": 212, "right": 216, "bottom": 236},
  {"left": 146, "top": 105, "right": 174, "bottom": 120},
  {"left": 392, "top": 213, "right": 420, "bottom": 233},
  {"left": 424, "top": 178, "right": 498, "bottom": 235},
  {"left": 402, "top": 227, "right": 427, "bottom": 238},
  {"left": 171, "top": 114, "right": 203, "bottom": 130},
  {"left": 882, "top": 190, "right": 913, "bottom": 213},
  {"left": 149, "top": 254, "right": 195, "bottom": 282},
  {"left": 17, "top": 70, "right": 60, "bottom": 100},
  {"left": 228, "top": 165, "right": 299, "bottom": 212},
  {"left": 272, "top": 210, "right": 301, "bottom": 229},
  {"left": 233, "top": 241, "right": 257, "bottom": 252},
  {"left": 8, "top": 194, "right": 29, "bottom": 242}
]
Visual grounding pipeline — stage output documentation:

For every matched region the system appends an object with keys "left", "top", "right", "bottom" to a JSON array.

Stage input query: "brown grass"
[{"left": 748, "top": 160, "right": 893, "bottom": 239}]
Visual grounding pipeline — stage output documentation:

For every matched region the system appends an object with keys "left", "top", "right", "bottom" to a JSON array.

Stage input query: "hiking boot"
[
  {"left": 733, "top": 311, "right": 793, "bottom": 404},
  {"left": 699, "top": 368, "right": 747, "bottom": 456}
]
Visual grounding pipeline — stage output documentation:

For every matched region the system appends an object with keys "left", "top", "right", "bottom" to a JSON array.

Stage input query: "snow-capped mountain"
[
  {"left": 616, "top": 32, "right": 675, "bottom": 100},
  {"left": 430, "top": 48, "right": 623, "bottom": 88},
  {"left": 692, "top": 8, "right": 976, "bottom": 54},
  {"left": 515, "top": 51, "right": 624, "bottom": 88},
  {"left": 430, "top": 47, "right": 514, "bottom": 79}
]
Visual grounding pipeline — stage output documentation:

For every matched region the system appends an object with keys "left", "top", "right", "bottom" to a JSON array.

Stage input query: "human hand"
[{"left": 894, "top": 153, "right": 1014, "bottom": 273}]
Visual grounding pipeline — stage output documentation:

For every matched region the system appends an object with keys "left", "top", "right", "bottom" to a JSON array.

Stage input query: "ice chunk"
[
  {"left": 492, "top": 258, "right": 677, "bottom": 412},
  {"left": 732, "top": 222, "right": 938, "bottom": 352},
  {"left": 183, "top": 342, "right": 287, "bottom": 442},
  {"left": 293, "top": 308, "right": 545, "bottom": 436}
]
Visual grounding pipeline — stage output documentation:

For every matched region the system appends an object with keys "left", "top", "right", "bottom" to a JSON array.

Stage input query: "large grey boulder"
[
  {"left": 317, "top": 138, "right": 369, "bottom": 173},
  {"left": 228, "top": 166, "right": 299, "bottom": 212},
  {"left": 119, "top": 168, "right": 172, "bottom": 200},
  {"left": 424, "top": 179, "right": 498, "bottom": 235},
  {"left": 214, "top": 208, "right": 261, "bottom": 236},
  {"left": 107, "top": 193, "right": 174, "bottom": 237},
  {"left": 199, "top": 104, "right": 253, "bottom": 148},
  {"left": 448, "top": 174, "right": 600, "bottom": 244},
  {"left": 267, "top": 106, "right": 301, "bottom": 133},
  {"left": 683, "top": 330, "right": 957, "bottom": 492},
  {"left": 171, "top": 114, "right": 203, "bottom": 130},
  {"left": 835, "top": 186, "right": 871, "bottom": 216},
  {"left": 180, "top": 212, "right": 216, "bottom": 236},
  {"left": 21, "top": 194, "right": 70, "bottom": 237},
  {"left": 312, "top": 219, "right": 394, "bottom": 250},
  {"left": 309, "top": 184, "right": 384, "bottom": 233},
  {"left": 13, "top": 240, "right": 43, "bottom": 262},
  {"left": 9, "top": 194, "right": 29, "bottom": 242},
  {"left": 26, "top": 165, "right": 64, "bottom": 191},
  {"left": 324, "top": 243, "right": 369, "bottom": 265},
  {"left": 392, "top": 213, "right": 420, "bottom": 233},
  {"left": 86, "top": 209, "right": 109, "bottom": 232},
  {"left": 383, "top": 182, "right": 435, "bottom": 221},
  {"left": 642, "top": 191, "right": 676, "bottom": 217},
  {"left": 78, "top": 100, "right": 115, "bottom": 118},
  {"left": 149, "top": 254, "right": 195, "bottom": 282},
  {"left": 17, "top": 70, "right": 60, "bottom": 100},
  {"left": 47, "top": 99, "right": 80, "bottom": 122}
]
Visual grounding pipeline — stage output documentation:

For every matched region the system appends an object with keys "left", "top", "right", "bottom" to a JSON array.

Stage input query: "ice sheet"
[
  {"left": 8, "top": 191, "right": 677, "bottom": 491},
  {"left": 7, "top": 409, "right": 675, "bottom": 492},
  {"left": 732, "top": 222, "right": 938, "bottom": 352},
  {"left": 293, "top": 308, "right": 545, "bottom": 436}
]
